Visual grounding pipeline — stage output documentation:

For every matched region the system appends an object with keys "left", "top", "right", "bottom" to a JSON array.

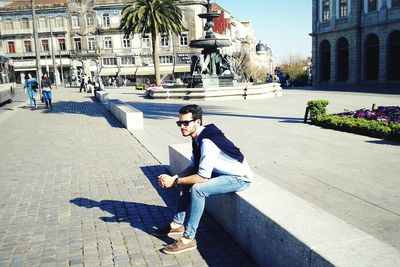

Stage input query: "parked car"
[{"left": 161, "top": 80, "right": 177, "bottom": 88}]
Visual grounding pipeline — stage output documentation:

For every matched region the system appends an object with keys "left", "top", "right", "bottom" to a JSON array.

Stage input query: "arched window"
[
  {"left": 364, "top": 34, "right": 379, "bottom": 80},
  {"left": 320, "top": 40, "right": 331, "bottom": 81},
  {"left": 71, "top": 14, "right": 80, "bottom": 28},
  {"left": 387, "top": 30, "right": 400, "bottom": 81},
  {"left": 5, "top": 19, "right": 13, "bottom": 30},
  {"left": 21, "top": 17, "right": 29, "bottom": 29},
  {"left": 38, "top": 17, "right": 47, "bottom": 29},
  {"left": 336, "top": 37, "right": 349, "bottom": 81}
]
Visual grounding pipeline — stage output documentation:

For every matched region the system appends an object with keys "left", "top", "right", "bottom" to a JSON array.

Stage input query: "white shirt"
[{"left": 190, "top": 138, "right": 253, "bottom": 182}]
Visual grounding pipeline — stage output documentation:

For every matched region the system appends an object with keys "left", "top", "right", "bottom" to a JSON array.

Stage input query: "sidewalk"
[
  {"left": 0, "top": 87, "right": 256, "bottom": 266},
  {"left": 108, "top": 86, "right": 400, "bottom": 252}
]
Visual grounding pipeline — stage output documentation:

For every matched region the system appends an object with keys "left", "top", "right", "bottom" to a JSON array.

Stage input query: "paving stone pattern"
[{"left": 0, "top": 88, "right": 257, "bottom": 267}]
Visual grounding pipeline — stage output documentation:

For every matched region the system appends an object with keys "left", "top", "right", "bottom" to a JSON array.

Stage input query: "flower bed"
[{"left": 306, "top": 100, "right": 400, "bottom": 142}]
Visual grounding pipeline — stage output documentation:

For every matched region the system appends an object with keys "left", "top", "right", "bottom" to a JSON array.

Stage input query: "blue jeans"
[
  {"left": 42, "top": 91, "right": 52, "bottom": 107},
  {"left": 172, "top": 175, "right": 250, "bottom": 239},
  {"left": 27, "top": 88, "right": 36, "bottom": 108}
]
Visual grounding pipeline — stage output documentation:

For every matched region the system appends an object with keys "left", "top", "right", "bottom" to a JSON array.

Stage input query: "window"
[
  {"left": 58, "top": 39, "right": 66, "bottom": 51},
  {"left": 159, "top": 55, "right": 173, "bottom": 64},
  {"left": 393, "top": 0, "right": 400, "bottom": 8},
  {"left": 121, "top": 56, "right": 134, "bottom": 65},
  {"left": 142, "top": 35, "right": 150, "bottom": 48},
  {"left": 339, "top": 0, "right": 347, "bottom": 17},
  {"left": 322, "top": 0, "right": 330, "bottom": 21},
  {"left": 103, "top": 14, "right": 110, "bottom": 28},
  {"left": 160, "top": 35, "right": 169, "bottom": 47},
  {"left": 21, "top": 18, "right": 29, "bottom": 29},
  {"left": 72, "top": 15, "right": 80, "bottom": 28},
  {"left": 123, "top": 38, "right": 131, "bottom": 48},
  {"left": 74, "top": 37, "right": 82, "bottom": 50},
  {"left": 41, "top": 39, "right": 49, "bottom": 52},
  {"left": 55, "top": 16, "right": 64, "bottom": 27},
  {"left": 24, "top": 40, "right": 32, "bottom": 52},
  {"left": 180, "top": 33, "right": 188, "bottom": 46},
  {"left": 8, "top": 42, "right": 15, "bottom": 53},
  {"left": 368, "top": 0, "right": 377, "bottom": 11},
  {"left": 38, "top": 17, "right": 47, "bottom": 29},
  {"left": 88, "top": 37, "right": 96, "bottom": 50},
  {"left": 5, "top": 19, "right": 13, "bottom": 30},
  {"left": 104, "top": 37, "right": 112, "bottom": 49},
  {"left": 86, "top": 14, "right": 94, "bottom": 26},
  {"left": 103, "top": 57, "right": 117, "bottom": 66}
]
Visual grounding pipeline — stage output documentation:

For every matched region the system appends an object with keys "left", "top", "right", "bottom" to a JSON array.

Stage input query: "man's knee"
[{"left": 191, "top": 184, "right": 207, "bottom": 198}]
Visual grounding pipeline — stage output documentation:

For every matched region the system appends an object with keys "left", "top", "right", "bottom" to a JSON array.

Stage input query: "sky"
[{"left": 214, "top": 0, "right": 312, "bottom": 65}]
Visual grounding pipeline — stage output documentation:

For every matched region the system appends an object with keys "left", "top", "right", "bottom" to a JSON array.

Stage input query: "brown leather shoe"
[
  {"left": 153, "top": 224, "right": 184, "bottom": 237},
  {"left": 163, "top": 239, "right": 197, "bottom": 254}
]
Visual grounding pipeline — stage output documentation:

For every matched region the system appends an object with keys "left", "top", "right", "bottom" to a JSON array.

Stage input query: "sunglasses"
[{"left": 176, "top": 119, "right": 196, "bottom": 127}]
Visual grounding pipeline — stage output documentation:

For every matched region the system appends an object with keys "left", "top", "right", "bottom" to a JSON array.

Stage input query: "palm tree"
[{"left": 120, "top": 0, "right": 184, "bottom": 85}]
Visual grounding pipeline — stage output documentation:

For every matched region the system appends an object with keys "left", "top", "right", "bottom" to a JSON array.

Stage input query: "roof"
[{"left": 3, "top": 0, "right": 67, "bottom": 8}]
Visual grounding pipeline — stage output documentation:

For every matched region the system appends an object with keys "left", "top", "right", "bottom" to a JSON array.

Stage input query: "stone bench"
[
  {"left": 108, "top": 100, "right": 143, "bottom": 131},
  {"left": 95, "top": 91, "right": 109, "bottom": 104},
  {"left": 168, "top": 143, "right": 400, "bottom": 267}
]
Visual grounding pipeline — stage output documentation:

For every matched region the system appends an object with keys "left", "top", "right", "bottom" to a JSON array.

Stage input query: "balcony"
[{"left": 1, "top": 28, "right": 32, "bottom": 36}]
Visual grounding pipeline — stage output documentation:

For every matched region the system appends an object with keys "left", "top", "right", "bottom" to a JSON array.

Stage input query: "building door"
[
  {"left": 365, "top": 34, "right": 379, "bottom": 81},
  {"left": 319, "top": 40, "right": 331, "bottom": 82},
  {"left": 336, "top": 37, "right": 349, "bottom": 82},
  {"left": 387, "top": 30, "right": 400, "bottom": 81}
]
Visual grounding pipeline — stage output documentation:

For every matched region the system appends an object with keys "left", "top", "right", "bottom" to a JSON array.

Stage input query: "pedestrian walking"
[
  {"left": 156, "top": 104, "right": 253, "bottom": 254},
  {"left": 41, "top": 73, "right": 53, "bottom": 108},
  {"left": 24, "top": 73, "right": 38, "bottom": 110}
]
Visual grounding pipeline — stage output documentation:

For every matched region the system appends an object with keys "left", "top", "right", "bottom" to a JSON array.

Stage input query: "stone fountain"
[
  {"left": 148, "top": 0, "right": 283, "bottom": 100},
  {"left": 187, "top": 0, "right": 235, "bottom": 88}
]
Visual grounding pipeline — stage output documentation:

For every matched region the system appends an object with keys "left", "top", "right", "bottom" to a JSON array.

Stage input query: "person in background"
[
  {"left": 41, "top": 73, "right": 53, "bottom": 108},
  {"left": 24, "top": 73, "right": 38, "bottom": 110}
]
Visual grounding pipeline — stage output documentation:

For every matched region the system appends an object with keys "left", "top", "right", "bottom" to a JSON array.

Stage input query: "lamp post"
[{"left": 31, "top": 0, "right": 42, "bottom": 90}]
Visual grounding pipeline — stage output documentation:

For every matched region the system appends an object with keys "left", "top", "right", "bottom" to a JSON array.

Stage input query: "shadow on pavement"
[
  {"left": 70, "top": 164, "right": 257, "bottom": 266},
  {"left": 366, "top": 140, "right": 400, "bottom": 146},
  {"left": 33, "top": 100, "right": 123, "bottom": 129},
  {"left": 127, "top": 101, "right": 302, "bottom": 123}
]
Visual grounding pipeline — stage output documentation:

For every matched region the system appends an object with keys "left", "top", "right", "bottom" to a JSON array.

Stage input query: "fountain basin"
[{"left": 190, "top": 38, "right": 231, "bottom": 49}]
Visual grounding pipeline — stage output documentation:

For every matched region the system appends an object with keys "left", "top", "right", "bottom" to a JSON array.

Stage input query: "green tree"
[
  {"left": 279, "top": 55, "right": 309, "bottom": 85},
  {"left": 120, "top": 0, "right": 184, "bottom": 85}
]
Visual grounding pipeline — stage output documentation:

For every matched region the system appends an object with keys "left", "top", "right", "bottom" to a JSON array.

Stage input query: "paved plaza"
[
  {"left": 1, "top": 85, "right": 399, "bottom": 266},
  {"left": 0, "top": 87, "right": 256, "bottom": 266}
]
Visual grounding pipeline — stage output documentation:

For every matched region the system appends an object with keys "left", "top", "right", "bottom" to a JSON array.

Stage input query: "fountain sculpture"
[{"left": 188, "top": 0, "right": 235, "bottom": 88}]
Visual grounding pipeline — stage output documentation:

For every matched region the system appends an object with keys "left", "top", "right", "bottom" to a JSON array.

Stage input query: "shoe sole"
[
  {"left": 163, "top": 245, "right": 197, "bottom": 255},
  {"left": 153, "top": 231, "right": 184, "bottom": 237}
]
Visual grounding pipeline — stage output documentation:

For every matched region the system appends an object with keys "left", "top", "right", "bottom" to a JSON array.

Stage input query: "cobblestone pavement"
[{"left": 0, "top": 87, "right": 257, "bottom": 267}]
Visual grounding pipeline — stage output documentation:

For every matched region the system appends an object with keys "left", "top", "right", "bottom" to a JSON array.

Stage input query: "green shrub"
[
  {"left": 315, "top": 115, "right": 392, "bottom": 139},
  {"left": 388, "top": 123, "right": 400, "bottom": 142},
  {"left": 307, "top": 100, "right": 329, "bottom": 121}
]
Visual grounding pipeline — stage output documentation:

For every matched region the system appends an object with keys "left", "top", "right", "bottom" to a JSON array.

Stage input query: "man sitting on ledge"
[{"left": 156, "top": 104, "right": 253, "bottom": 254}]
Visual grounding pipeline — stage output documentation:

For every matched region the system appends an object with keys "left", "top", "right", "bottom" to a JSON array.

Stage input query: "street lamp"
[{"left": 31, "top": 0, "right": 42, "bottom": 90}]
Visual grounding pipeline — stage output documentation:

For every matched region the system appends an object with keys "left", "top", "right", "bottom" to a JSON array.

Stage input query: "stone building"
[
  {"left": 0, "top": 0, "right": 261, "bottom": 85},
  {"left": 0, "top": 0, "right": 70, "bottom": 85},
  {"left": 210, "top": 3, "right": 275, "bottom": 75},
  {"left": 312, "top": 0, "right": 400, "bottom": 87}
]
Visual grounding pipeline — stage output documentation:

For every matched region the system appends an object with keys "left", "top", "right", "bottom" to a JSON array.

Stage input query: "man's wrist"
[{"left": 172, "top": 175, "right": 179, "bottom": 186}]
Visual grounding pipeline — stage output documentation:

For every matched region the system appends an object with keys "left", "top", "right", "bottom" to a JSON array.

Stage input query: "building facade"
[
  {"left": 312, "top": 0, "right": 400, "bottom": 87},
  {"left": 210, "top": 3, "right": 275, "bottom": 75},
  {"left": 0, "top": 0, "right": 267, "bottom": 85}
]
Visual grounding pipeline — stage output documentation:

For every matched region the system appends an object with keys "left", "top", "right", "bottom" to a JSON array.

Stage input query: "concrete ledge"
[
  {"left": 168, "top": 143, "right": 400, "bottom": 267},
  {"left": 95, "top": 91, "right": 109, "bottom": 104},
  {"left": 151, "top": 83, "right": 283, "bottom": 100},
  {"left": 108, "top": 100, "right": 143, "bottom": 130}
]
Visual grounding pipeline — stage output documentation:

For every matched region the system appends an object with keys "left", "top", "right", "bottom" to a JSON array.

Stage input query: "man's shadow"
[{"left": 70, "top": 197, "right": 175, "bottom": 245}]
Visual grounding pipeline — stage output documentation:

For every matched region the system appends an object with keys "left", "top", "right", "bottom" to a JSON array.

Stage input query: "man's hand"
[{"left": 158, "top": 174, "right": 176, "bottom": 188}]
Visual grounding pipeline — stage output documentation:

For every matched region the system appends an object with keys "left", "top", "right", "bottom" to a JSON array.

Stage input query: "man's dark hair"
[{"left": 179, "top": 105, "right": 202, "bottom": 125}]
